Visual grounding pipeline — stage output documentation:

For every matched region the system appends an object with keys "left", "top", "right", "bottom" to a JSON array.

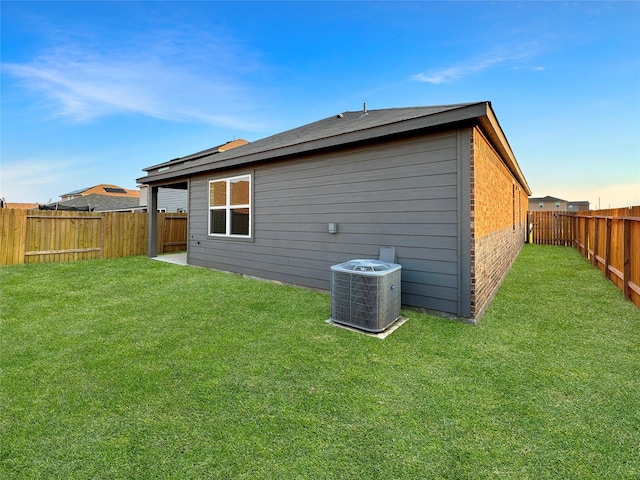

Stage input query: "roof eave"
[
  {"left": 477, "top": 104, "right": 532, "bottom": 195},
  {"left": 138, "top": 103, "right": 491, "bottom": 185}
]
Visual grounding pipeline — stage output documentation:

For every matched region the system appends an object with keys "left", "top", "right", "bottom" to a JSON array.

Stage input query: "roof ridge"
[{"left": 341, "top": 101, "right": 486, "bottom": 113}]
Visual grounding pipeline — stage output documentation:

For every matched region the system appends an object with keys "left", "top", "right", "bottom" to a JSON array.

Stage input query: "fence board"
[
  {"left": 609, "top": 217, "right": 624, "bottom": 290},
  {"left": 0, "top": 209, "right": 26, "bottom": 265},
  {"left": 24, "top": 212, "right": 103, "bottom": 263}
]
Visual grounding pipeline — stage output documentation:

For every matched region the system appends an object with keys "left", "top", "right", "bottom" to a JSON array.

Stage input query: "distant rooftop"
[
  {"left": 45, "top": 194, "right": 141, "bottom": 212},
  {"left": 60, "top": 184, "right": 139, "bottom": 200}
]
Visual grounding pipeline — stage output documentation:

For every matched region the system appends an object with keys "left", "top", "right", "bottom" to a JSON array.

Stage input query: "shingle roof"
[
  {"left": 159, "top": 103, "right": 475, "bottom": 166},
  {"left": 61, "top": 184, "right": 139, "bottom": 198},
  {"left": 240, "top": 103, "right": 480, "bottom": 154},
  {"left": 529, "top": 196, "right": 566, "bottom": 202},
  {"left": 46, "top": 194, "right": 141, "bottom": 212},
  {"left": 63, "top": 187, "right": 92, "bottom": 196},
  {"left": 138, "top": 101, "right": 531, "bottom": 194}
]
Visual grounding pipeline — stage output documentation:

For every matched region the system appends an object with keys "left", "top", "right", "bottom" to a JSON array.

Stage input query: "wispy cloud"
[
  {"left": 0, "top": 158, "right": 91, "bottom": 203},
  {"left": 2, "top": 27, "right": 266, "bottom": 129},
  {"left": 412, "top": 44, "right": 545, "bottom": 84}
]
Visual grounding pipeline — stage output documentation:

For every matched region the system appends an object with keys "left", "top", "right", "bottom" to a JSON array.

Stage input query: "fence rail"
[
  {"left": 528, "top": 207, "right": 640, "bottom": 308},
  {"left": 0, "top": 210, "right": 187, "bottom": 266}
]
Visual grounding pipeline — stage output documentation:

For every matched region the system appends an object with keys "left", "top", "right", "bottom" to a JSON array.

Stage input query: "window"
[
  {"left": 512, "top": 184, "right": 516, "bottom": 230},
  {"left": 539, "top": 202, "right": 544, "bottom": 209},
  {"left": 555, "top": 202, "right": 560, "bottom": 208},
  {"left": 209, "top": 175, "right": 251, "bottom": 237},
  {"left": 518, "top": 186, "right": 522, "bottom": 227}
]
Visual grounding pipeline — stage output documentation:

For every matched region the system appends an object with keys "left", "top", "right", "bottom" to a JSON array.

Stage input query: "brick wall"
[{"left": 470, "top": 127, "right": 528, "bottom": 320}]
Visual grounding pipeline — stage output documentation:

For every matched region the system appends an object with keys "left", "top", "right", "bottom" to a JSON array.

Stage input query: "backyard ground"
[{"left": 1, "top": 245, "right": 639, "bottom": 479}]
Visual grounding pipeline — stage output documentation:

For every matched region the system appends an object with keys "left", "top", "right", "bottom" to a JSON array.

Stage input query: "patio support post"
[{"left": 147, "top": 186, "right": 158, "bottom": 258}]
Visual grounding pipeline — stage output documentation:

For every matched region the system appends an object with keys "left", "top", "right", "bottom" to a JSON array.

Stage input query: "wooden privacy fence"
[
  {"left": 526, "top": 211, "right": 575, "bottom": 246},
  {"left": 0, "top": 210, "right": 187, "bottom": 266},
  {"left": 161, "top": 214, "right": 188, "bottom": 253},
  {"left": 528, "top": 207, "right": 640, "bottom": 308}
]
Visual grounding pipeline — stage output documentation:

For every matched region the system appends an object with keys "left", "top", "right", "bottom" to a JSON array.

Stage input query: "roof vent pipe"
[{"left": 360, "top": 102, "right": 368, "bottom": 118}]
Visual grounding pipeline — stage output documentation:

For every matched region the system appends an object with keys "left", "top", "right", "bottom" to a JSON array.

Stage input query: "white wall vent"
[{"left": 330, "top": 259, "right": 401, "bottom": 333}]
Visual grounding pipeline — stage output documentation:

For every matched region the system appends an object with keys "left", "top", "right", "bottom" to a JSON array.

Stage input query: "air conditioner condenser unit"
[{"left": 330, "top": 259, "right": 401, "bottom": 333}]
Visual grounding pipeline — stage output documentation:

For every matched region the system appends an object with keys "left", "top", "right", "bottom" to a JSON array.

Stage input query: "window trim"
[{"left": 208, "top": 174, "right": 252, "bottom": 238}]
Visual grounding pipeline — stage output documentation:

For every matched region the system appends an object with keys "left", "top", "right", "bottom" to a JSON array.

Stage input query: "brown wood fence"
[
  {"left": 526, "top": 211, "right": 575, "bottom": 246},
  {"left": 161, "top": 214, "right": 188, "bottom": 253},
  {"left": 528, "top": 207, "right": 640, "bottom": 308},
  {"left": 0, "top": 210, "right": 187, "bottom": 266}
]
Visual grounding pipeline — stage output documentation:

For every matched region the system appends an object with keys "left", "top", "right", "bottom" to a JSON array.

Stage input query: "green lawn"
[{"left": 1, "top": 245, "right": 639, "bottom": 479}]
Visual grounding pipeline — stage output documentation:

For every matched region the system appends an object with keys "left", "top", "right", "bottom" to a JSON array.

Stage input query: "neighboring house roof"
[
  {"left": 529, "top": 196, "right": 566, "bottom": 202},
  {"left": 60, "top": 184, "right": 139, "bottom": 199},
  {"left": 529, "top": 196, "right": 590, "bottom": 204},
  {"left": 64, "top": 187, "right": 91, "bottom": 196},
  {"left": 218, "top": 138, "right": 250, "bottom": 152},
  {"left": 138, "top": 102, "right": 531, "bottom": 195},
  {"left": 44, "top": 194, "right": 141, "bottom": 212},
  {"left": 148, "top": 139, "right": 249, "bottom": 171},
  {"left": 1, "top": 202, "right": 39, "bottom": 210}
]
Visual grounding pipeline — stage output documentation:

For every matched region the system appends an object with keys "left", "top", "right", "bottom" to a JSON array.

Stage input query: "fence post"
[
  {"left": 592, "top": 217, "right": 599, "bottom": 267},
  {"left": 584, "top": 216, "right": 589, "bottom": 260},
  {"left": 623, "top": 219, "right": 631, "bottom": 301},
  {"left": 158, "top": 213, "right": 165, "bottom": 254},
  {"left": 604, "top": 218, "right": 612, "bottom": 280},
  {"left": 99, "top": 214, "right": 105, "bottom": 259}
]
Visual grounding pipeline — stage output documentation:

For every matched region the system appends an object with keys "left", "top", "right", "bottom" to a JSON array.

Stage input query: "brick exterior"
[{"left": 470, "top": 127, "right": 528, "bottom": 320}]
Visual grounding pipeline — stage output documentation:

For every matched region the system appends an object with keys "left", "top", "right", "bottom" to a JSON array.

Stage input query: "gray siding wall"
[
  {"left": 188, "top": 130, "right": 467, "bottom": 315},
  {"left": 157, "top": 187, "right": 188, "bottom": 212},
  {"left": 140, "top": 186, "right": 188, "bottom": 212}
]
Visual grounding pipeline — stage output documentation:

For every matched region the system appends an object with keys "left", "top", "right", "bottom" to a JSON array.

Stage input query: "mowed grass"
[{"left": 1, "top": 245, "right": 639, "bottom": 479}]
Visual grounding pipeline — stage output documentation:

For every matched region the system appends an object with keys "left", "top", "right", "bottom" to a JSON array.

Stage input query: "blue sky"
[{"left": 2, "top": 1, "right": 639, "bottom": 208}]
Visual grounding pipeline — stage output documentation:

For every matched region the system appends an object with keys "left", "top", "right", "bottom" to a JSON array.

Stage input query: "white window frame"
[{"left": 208, "top": 174, "right": 252, "bottom": 238}]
